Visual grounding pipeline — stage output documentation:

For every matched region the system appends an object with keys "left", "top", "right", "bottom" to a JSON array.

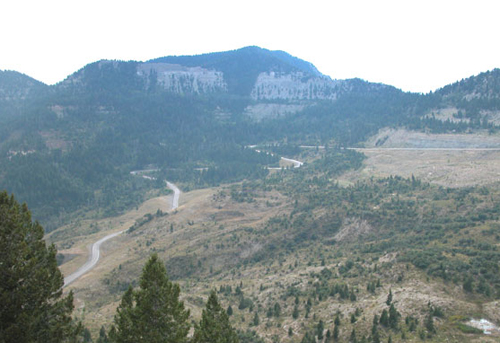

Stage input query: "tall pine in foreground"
[
  {"left": 109, "top": 253, "right": 190, "bottom": 343},
  {"left": 193, "top": 290, "right": 239, "bottom": 343},
  {"left": 0, "top": 191, "right": 79, "bottom": 342}
]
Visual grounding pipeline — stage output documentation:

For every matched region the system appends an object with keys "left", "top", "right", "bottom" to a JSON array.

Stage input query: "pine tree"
[
  {"left": 0, "top": 191, "right": 79, "bottom": 343},
  {"left": 109, "top": 254, "right": 190, "bottom": 343},
  {"left": 424, "top": 311, "right": 436, "bottom": 334},
  {"left": 379, "top": 309, "right": 389, "bottom": 327},
  {"left": 253, "top": 312, "right": 260, "bottom": 326},
  {"left": 193, "top": 290, "right": 238, "bottom": 343},
  {"left": 316, "top": 320, "right": 324, "bottom": 339},
  {"left": 273, "top": 302, "right": 281, "bottom": 317},
  {"left": 333, "top": 324, "right": 339, "bottom": 341},
  {"left": 349, "top": 329, "right": 357, "bottom": 343},
  {"left": 386, "top": 289, "right": 393, "bottom": 306},
  {"left": 388, "top": 304, "right": 399, "bottom": 329},
  {"left": 97, "top": 326, "right": 110, "bottom": 343}
]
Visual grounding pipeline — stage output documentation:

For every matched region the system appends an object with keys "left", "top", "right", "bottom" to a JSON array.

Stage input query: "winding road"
[{"left": 63, "top": 180, "right": 180, "bottom": 287}]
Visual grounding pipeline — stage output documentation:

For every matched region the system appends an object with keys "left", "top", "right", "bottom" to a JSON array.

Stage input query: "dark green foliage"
[
  {"left": 0, "top": 191, "right": 79, "bottom": 342},
  {"left": 316, "top": 320, "right": 324, "bottom": 339},
  {"left": 455, "top": 323, "right": 482, "bottom": 334},
  {"left": 333, "top": 324, "right": 339, "bottom": 341},
  {"left": 301, "top": 331, "right": 316, "bottom": 343},
  {"left": 237, "top": 330, "right": 264, "bottom": 343},
  {"left": 252, "top": 312, "right": 259, "bottom": 326},
  {"left": 193, "top": 290, "right": 239, "bottom": 343},
  {"left": 405, "top": 316, "right": 418, "bottom": 332},
  {"left": 349, "top": 329, "right": 357, "bottom": 343},
  {"left": 380, "top": 309, "right": 389, "bottom": 327},
  {"left": 424, "top": 310, "right": 436, "bottom": 334},
  {"left": 273, "top": 302, "right": 281, "bottom": 317},
  {"left": 386, "top": 289, "right": 392, "bottom": 306},
  {"left": 227, "top": 305, "right": 233, "bottom": 316},
  {"left": 97, "top": 326, "right": 109, "bottom": 343},
  {"left": 388, "top": 304, "right": 400, "bottom": 329},
  {"left": 109, "top": 254, "right": 190, "bottom": 343}
]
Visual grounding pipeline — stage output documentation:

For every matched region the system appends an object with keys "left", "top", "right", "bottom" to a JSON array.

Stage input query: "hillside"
[
  {"left": 1, "top": 47, "right": 499, "bottom": 229},
  {"left": 2, "top": 46, "right": 500, "bottom": 342},
  {"left": 55, "top": 148, "right": 500, "bottom": 342},
  {"left": 0, "top": 70, "right": 48, "bottom": 122}
]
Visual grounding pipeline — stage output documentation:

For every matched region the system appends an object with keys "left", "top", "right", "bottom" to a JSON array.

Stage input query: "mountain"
[
  {"left": 416, "top": 69, "right": 500, "bottom": 127},
  {"left": 3, "top": 47, "right": 500, "bottom": 342},
  {"left": 0, "top": 70, "right": 48, "bottom": 122},
  {"left": 0, "top": 46, "right": 498, "bottom": 229}
]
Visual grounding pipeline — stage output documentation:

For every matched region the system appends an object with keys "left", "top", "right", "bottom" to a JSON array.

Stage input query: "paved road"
[
  {"left": 348, "top": 147, "right": 500, "bottom": 151},
  {"left": 281, "top": 157, "right": 304, "bottom": 168},
  {"left": 63, "top": 181, "right": 180, "bottom": 287},
  {"left": 63, "top": 230, "right": 124, "bottom": 286},
  {"left": 166, "top": 181, "right": 180, "bottom": 210}
]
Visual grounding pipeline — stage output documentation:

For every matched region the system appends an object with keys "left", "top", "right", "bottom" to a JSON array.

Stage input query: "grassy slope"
[{"left": 54, "top": 139, "right": 500, "bottom": 342}]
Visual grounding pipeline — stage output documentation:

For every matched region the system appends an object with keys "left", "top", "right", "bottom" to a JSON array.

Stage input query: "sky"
[{"left": 1, "top": 0, "right": 499, "bottom": 93}]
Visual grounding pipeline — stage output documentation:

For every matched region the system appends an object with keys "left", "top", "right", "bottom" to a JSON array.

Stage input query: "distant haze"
[{"left": 1, "top": 0, "right": 499, "bottom": 93}]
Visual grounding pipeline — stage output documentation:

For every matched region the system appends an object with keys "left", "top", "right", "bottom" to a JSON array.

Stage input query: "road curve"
[
  {"left": 63, "top": 181, "right": 180, "bottom": 287},
  {"left": 166, "top": 181, "right": 180, "bottom": 210},
  {"left": 64, "top": 230, "right": 124, "bottom": 286}
]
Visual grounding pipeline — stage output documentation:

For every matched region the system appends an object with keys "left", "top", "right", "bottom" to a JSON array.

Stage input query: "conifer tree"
[
  {"left": 333, "top": 324, "right": 339, "bottom": 341},
  {"left": 349, "top": 329, "right": 357, "bottom": 343},
  {"left": 193, "top": 290, "right": 239, "bottom": 343},
  {"left": 388, "top": 304, "right": 400, "bottom": 329},
  {"left": 379, "top": 309, "right": 389, "bottom": 327},
  {"left": 109, "top": 254, "right": 190, "bottom": 343},
  {"left": 386, "top": 289, "right": 393, "bottom": 306},
  {"left": 0, "top": 191, "right": 78, "bottom": 343},
  {"left": 253, "top": 312, "right": 260, "bottom": 326},
  {"left": 97, "top": 326, "right": 110, "bottom": 343}
]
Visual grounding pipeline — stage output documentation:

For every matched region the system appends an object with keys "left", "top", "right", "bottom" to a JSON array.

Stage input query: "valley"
[
  {"left": 51, "top": 137, "right": 500, "bottom": 342},
  {"left": 2, "top": 47, "right": 500, "bottom": 342}
]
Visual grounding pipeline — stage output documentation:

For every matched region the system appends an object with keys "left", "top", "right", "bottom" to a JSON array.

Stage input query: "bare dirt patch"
[{"left": 343, "top": 129, "right": 500, "bottom": 187}]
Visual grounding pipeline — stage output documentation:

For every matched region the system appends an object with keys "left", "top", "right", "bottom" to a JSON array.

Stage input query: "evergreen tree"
[
  {"left": 252, "top": 312, "right": 260, "bottom": 326},
  {"left": 424, "top": 311, "right": 435, "bottom": 334},
  {"left": 333, "top": 324, "right": 339, "bottom": 341},
  {"left": 292, "top": 305, "right": 299, "bottom": 319},
  {"left": 109, "top": 254, "right": 190, "bottom": 343},
  {"left": 0, "top": 191, "right": 79, "bottom": 343},
  {"left": 96, "top": 326, "right": 110, "bottom": 343},
  {"left": 301, "top": 332, "right": 316, "bottom": 343},
  {"left": 227, "top": 306, "right": 233, "bottom": 316},
  {"left": 386, "top": 289, "right": 392, "bottom": 306},
  {"left": 349, "top": 329, "right": 357, "bottom": 343},
  {"left": 379, "top": 309, "right": 389, "bottom": 327},
  {"left": 193, "top": 290, "right": 239, "bottom": 343},
  {"left": 388, "top": 304, "right": 399, "bottom": 329},
  {"left": 316, "top": 320, "right": 324, "bottom": 339},
  {"left": 273, "top": 302, "right": 281, "bottom": 317}
]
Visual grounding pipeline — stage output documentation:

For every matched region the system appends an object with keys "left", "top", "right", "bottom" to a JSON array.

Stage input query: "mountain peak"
[{"left": 148, "top": 46, "right": 324, "bottom": 95}]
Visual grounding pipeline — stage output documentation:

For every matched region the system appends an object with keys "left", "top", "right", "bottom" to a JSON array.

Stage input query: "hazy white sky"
[{"left": 1, "top": 0, "right": 499, "bottom": 93}]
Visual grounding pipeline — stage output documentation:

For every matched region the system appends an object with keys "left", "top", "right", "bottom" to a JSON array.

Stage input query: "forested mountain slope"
[{"left": 0, "top": 47, "right": 499, "bottom": 229}]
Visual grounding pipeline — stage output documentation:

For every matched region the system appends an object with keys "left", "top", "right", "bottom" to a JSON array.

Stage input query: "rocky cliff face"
[
  {"left": 137, "top": 63, "right": 227, "bottom": 94},
  {"left": 250, "top": 71, "right": 339, "bottom": 101}
]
